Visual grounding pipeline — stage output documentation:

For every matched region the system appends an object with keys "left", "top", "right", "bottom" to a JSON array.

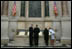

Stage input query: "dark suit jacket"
[
  {"left": 34, "top": 27, "right": 40, "bottom": 38},
  {"left": 29, "top": 27, "right": 34, "bottom": 37}
]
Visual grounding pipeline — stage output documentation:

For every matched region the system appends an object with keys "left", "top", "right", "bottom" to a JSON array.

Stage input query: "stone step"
[
  {"left": 2, "top": 41, "right": 71, "bottom": 48},
  {"left": 1, "top": 46, "right": 70, "bottom": 48},
  {"left": 8, "top": 43, "right": 15, "bottom": 46}
]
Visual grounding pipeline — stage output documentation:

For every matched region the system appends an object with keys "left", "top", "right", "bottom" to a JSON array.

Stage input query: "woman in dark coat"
[{"left": 43, "top": 28, "right": 49, "bottom": 46}]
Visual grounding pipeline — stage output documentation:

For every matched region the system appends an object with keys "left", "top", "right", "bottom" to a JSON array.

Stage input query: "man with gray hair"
[{"left": 29, "top": 24, "right": 34, "bottom": 47}]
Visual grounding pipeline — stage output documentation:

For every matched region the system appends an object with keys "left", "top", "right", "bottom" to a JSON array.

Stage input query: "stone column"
[
  {"left": 1, "top": 1, "right": 2, "bottom": 15},
  {"left": 3, "top": 1, "right": 8, "bottom": 16},
  {"left": 1, "top": 1, "right": 4, "bottom": 15},
  {"left": 25, "top": 1, "right": 29, "bottom": 30},
  {"left": 61, "top": 21, "right": 71, "bottom": 44},
  {"left": 41, "top": 1, "right": 45, "bottom": 19},
  {"left": 26, "top": 1, "right": 29, "bottom": 19},
  {"left": 56, "top": 1, "right": 62, "bottom": 18},
  {"left": 67, "top": 1, "right": 71, "bottom": 17},
  {"left": 49, "top": 1, "right": 55, "bottom": 18},
  {"left": 62, "top": 1, "right": 68, "bottom": 17},
  {"left": 41, "top": 1, "right": 45, "bottom": 29},
  {"left": 8, "top": 1, "right": 14, "bottom": 16},
  {"left": 9, "top": 22, "right": 17, "bottom": 40},
  {"left": 16, "top": 1, "right": 21, "bottom": 18},
  {"left": 1, "top": 1, "right": 2, "bottom": 10},
  {"left": 1, "top": 21, "right": 9, "bottom": 45}
]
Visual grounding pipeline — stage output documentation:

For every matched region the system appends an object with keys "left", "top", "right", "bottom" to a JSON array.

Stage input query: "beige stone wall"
[
  {"left": 18, "top": 22, "right": 25, "bottom": 29},
  {"left": 25, "top": 22, "right": 44, "bottom": 30},
  {"left": 45, "top": 22, "right": 52, "bottom": 29}
]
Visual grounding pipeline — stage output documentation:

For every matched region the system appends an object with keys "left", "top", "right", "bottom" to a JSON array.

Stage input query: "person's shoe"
[
  {"left": 35, "top": 45, "right": 38, "bottom": 47},
  {"left": 30, "top": 45, "right": 33, "bottom": 47},
  {"left": 45, "top": 45, "right": 48, "bottom": 47}
]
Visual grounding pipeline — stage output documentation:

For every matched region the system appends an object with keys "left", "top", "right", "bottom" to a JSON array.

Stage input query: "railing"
[
  {"left": 16, "top": 29, "right": 44, "bottom": 36},
  {"left": 16, "top": 29, "right": 56, "bottom": 42},
  {"left": 16, "top": 29, "right": 52, "bottom": 37}
]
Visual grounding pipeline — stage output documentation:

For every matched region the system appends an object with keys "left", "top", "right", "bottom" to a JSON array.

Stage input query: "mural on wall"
[{"left": 29, "top": 1, "right": 41, "bottom": 17}]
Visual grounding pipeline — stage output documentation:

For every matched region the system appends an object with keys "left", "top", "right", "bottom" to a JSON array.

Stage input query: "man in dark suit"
[
  {"left": 43, "top": 28, "right": 49, "bottom": 46},
  {"left": 29, "top": 24, "right": 34, "bottom": 47},
  {"left": 34, "top": 25, "right": 40, "bottom": 47}
]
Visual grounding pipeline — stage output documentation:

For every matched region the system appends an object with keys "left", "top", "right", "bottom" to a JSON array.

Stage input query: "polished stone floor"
[{"left": 1, "top": 37, "right": 71, "bottom": 48}]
